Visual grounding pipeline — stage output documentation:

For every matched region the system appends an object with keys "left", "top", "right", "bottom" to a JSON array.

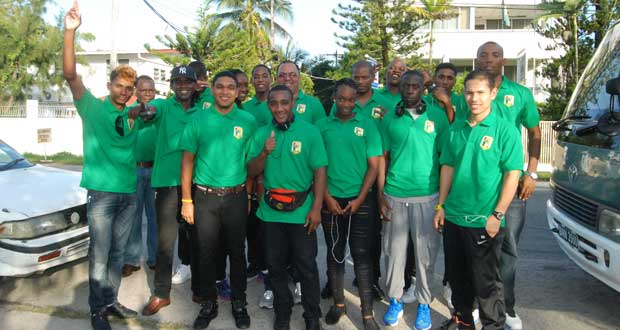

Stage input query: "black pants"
[
  {"left": 263, "top": 221, "right": 321, "bottom": 321},
  {"left": 247, "top": 197, "right": 265, "bottom": 271},
  {"left": 194, "top": 187, "right": 248, "bottom": 302},
  {"left": 370, "top": 190, "right": 382, "bottom": 284},
  {"left": 321, "top": 196, "right": 374, "bottom": 316},
  {"left": 444, "top": 221, "right": 506, "bottom": 330},
  {"left": 153, "top": 186, "right": 181, "bottom": 299}
]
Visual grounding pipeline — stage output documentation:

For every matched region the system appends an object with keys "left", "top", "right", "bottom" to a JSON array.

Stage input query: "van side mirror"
[{"left": 606, "top": 78, "right": 620, "bottom": 95}]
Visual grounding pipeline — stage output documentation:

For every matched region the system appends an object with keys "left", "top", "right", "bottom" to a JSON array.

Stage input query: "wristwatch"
[
  {"left": 524, "top": 171, "right": 538, "bottom": 180},
  {"left": 491, "top": 211, "right": 505, "bottom": 221}
]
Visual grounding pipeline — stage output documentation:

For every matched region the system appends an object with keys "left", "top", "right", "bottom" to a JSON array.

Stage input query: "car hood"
[{"left": 0, "top": 165, "right": 86, "bottom": 222}]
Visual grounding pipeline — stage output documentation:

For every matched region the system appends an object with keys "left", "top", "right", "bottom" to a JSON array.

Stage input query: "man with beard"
[
  {"left": 377, "top": 58, "right": 407, "bottom": 108},
  {"left": 423, "top": 62, "right": 467, "bottom": 124},
  {"left": 179, "top": 71, "right": 257, "bottom": 330},
  {"left": 476, "top": 41, "right": 541, "bottom": 330},
  {"left": 243, "top": 64, "right": 273, "bottom": 126},
  {"left": 277, "top": 61, "right": 326, "bottom": 123},
  {"left": 247, "top": 85, "right": 327, "bottom": 330},
  {"left": 379, "top": 70, "right": 449, "bottom": 330}
]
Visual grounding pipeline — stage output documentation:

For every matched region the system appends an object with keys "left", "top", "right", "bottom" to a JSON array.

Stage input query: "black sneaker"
[
  {"left": 246, "top": 265, "right": 259, "bottom": 281},
  {"left": 90, "top": 310, "right": 111, "bottom": 330},
  {"left": 362, "top": 317, "right": 380, "bottom": 330},
  {"left": 106, "top": 302, "right": 137, "bottom": 319},
  {"left": 324, "top": 305, "right": 346, "bottom": 325},
  {"left": 232, "top": 300, "right": 251, "bottom": 329},
  {"left": 273, "top": 313, "right": 290, "bottom": 330},
  {"left": 352, "top": 278, "right": 358, "bottom": 287},
  {"left": 438, "top": 314, "right": 475, "bottom": 330},
  {"left": 320, "top": 282, "right": 332, "bottom": 299},
  {"left": 371, "top": 283, "right": 385, "bottom": 301},
  {"left": 193, "top": 301, "right": 218, "bottom": 330},
  {"left": 304, "top": 318, "right": 322, "bottom": 330}
]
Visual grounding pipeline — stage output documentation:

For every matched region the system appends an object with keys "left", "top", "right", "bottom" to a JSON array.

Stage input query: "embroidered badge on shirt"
[
  {"left": 424, "top": 120, "right": 435, "bottom": 133},
  {"left": 371, "top": 107, "right": 382, "bottom": 119},
  {"left": 203, "top": 101, "right": 211, "bottom": 109},
  {"left": 503, "top": 95, "right": 514, "bottom": 108},
  {"left": 480, "top": 135, "right": 494, "bottom": 150},
  {"left": 354, "top": 127, "right": 364, "bottom": 136},
  {"left": 296, "top": 104, "right": 306, "bottom": 114},
  {"left": 127, "top": 118, "right": 134, "bottom": 130},
  {"left": 291, "top": 141, "right": 302, "bottom": 154},
  {"left": 233, "top": 126, "right": 243, "bottom": 139}
]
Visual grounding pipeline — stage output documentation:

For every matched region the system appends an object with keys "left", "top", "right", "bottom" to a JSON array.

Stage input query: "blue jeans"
[
  {"left": 87, "top": 190, "right": 137, "bottom": 313},
  {"left": 124, "top": 167, "right": 157, "bottom": 266},
  {"left": 500, "top": 198, "right": 526, "bottom": 315}
]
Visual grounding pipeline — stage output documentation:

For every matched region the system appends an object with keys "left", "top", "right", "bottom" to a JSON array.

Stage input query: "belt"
[
  {"left": 137, "top": 161, "right": 154, "bottom": 168},
  {"left": 196, "top": 184, "right": 246, "bottom": 196}
]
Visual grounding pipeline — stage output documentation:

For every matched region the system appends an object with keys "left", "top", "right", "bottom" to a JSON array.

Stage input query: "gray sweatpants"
[{"left": 383, "top": 193, "right": 440, "bottom": 304}]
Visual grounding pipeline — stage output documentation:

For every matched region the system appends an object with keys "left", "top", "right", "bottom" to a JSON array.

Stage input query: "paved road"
[{"left": 1, "top": 182, "right": 619, "bottom": 330}]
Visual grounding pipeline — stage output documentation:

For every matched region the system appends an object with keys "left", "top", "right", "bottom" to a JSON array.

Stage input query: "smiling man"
[
  {"left": 243, "top": 64, "right": 273, "bottom": 126},
  {"left": 179, "top": 71, "right": 257, "bottom": 330},
  {"left": 277, "top": 61, "right": 326, "bottom": 124},
  {"left": 377, "top": 58, "right": 407, "bottom": 108}
]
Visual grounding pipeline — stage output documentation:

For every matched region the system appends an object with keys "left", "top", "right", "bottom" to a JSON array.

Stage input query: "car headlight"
[
  {"left": 598, "top": 209, "right": 620, "bottom": 237},
  {"left": 0, "top": 206, "right": 85, "bottom": 240}
]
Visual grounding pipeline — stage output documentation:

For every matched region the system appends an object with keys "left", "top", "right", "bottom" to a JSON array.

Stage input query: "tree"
[{"left": 412, "top": 0, "right": 456, "bottom": 67}]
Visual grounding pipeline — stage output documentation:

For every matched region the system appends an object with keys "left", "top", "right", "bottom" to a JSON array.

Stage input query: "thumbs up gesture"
[{"left": 263, "top": 130, "right": 276, "bottom": 156}]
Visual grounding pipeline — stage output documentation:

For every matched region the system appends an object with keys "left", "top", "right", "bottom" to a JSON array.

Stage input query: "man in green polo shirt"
[
  {"left": 179, "top": 71, "right": 256, "bottom": 330},
  {"left": 434, "top": 70, "right": 523, "bottom": 330},
  {"left": 243, "top": 64, "right": 273, "bottom": 126},
  {"left": 377, "top": 57, "right": 407, "bottom": 108},
  {"left": 189, "top": 61, "right": 215, "bottom": 109},
  {"left": 63, "top": 3, "right": 139, "bottom": 329},
  {"left": 476, "top": 41, "right": 541, "bottom": 330},
  {"left": 316, "top": 78, "right": 382, "bottom": 330},
  {"left": 423, "top": 62, "right": 467, "bottom": 124},
  {"left": 277, "top": 60, "right": 326, "bottom": 124},
  {"left": 378, "top": 70, "right": 449, "bottom": 330},
  {"left": 247, "top": 85, "right": 327, "bottom": 330}
]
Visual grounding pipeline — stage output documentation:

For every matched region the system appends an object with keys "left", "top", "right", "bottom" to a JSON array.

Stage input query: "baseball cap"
[{"left": 170, "top": 65, "right": 197, "bottom": 82}]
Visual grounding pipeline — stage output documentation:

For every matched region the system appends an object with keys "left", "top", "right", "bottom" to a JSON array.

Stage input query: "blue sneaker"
[
  {"left": 383, "top": 298, "right": 403, "bottom": 326},
  {"left": 414, "top": 304, "right": 432, "bottom": 330},
  {"left": 216, "top": 279, "right": 232, "bottom": 300}
]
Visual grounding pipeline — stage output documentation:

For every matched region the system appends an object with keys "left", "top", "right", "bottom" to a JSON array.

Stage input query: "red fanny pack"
[{"left": 264, "top": 188, "right": 310, "bottom": 212}]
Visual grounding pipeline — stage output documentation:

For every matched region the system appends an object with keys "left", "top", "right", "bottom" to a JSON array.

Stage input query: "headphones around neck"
[
  {"left": 395, "top": 100, "right": 426, "bottom": 117},
  {"left": 273, "top": 114, "right": 295, "bottom": 131}
]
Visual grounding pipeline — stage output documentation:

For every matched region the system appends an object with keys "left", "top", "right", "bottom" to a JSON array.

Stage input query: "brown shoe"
[
  {"left": 122, "top": 264, "right": 140, "bottom": 277},
  {"left": 142, "top": 296, "right": 171, "bottom": 316}
]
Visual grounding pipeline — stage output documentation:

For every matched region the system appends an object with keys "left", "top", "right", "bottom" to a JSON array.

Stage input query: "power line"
[{"left": 142, "top": 0, "right": 186, "bottom": 35}]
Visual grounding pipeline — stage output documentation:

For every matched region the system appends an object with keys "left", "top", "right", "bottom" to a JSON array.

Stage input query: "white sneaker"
[
  {"left": 293, "top": 282, "right": 302, "bottom": 304},
  {"left": 473, "top": 308, "right": 480, "bottom": 324},
  {"left": 505, "top": 313, "right": 523, "bottom": 330},
  {"left": 259, "top": 290, "right": 274, "bottom": 309},
  {"left": 171, "top": 264, "right": 191, "bottom": 284},
  {"left": 401, "top": 286, "right": 417, "bottom": 304},
  {"left": 443, "top": 284, "right": 454, "bottom": 310}
]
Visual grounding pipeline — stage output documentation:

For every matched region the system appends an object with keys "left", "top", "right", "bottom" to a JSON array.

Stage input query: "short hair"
[
  {"left": 464, "top": 69, "right": 495, "bottom": 90},
  {"left": 268, "top": 84, "right": 293, "bottom": 101},
  {"left": 352, "top": 60, "right": 374, "bottom": 74},
  {"left": 188, "top": 61, "right": 207, "bottom": 80},
  {"left": 252, "top": 64, "right": 271, "bottom": 76},
  {"left": 276, "top": 60, "right": 300, "bottom": 74},
  {"left": 135, "top": 75, "right": 154, "bottom": 87},
  {"left": 212, "top": 70, "right": 238, "bottom": 86},
  {"left": 434, "top": 63, "right": 457, "bottom": 76},
  {"left": 230, "top": 68, "right": 247, "bottom": 78},
  {"left": 334, "top": 78, "right": 357, "bottom": 94},
  {"left": 110, "top": 65, "right": 137, "bottom": 83},
  {"left": 477, "top": 41, "right": 504, "bottom": 58},
  {"left": 400, "top": 70, "right": 425, "bottom": 85}
]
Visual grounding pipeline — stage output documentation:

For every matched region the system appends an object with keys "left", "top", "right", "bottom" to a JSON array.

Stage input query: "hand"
[
  {"left": 433, "top": 208, "right": 445, "bottom": 233},
  {"left": 197, "top": 79, "right": 210, "bottom": 90},
  {"left": 432, "top": 87, "right": 451, "bottom": 108},
  {"left": 376, "top": 105, "right": 387, "bottom": 120},
  {"left": 181, "top": 203, "right": 194, "bottom": 225},
  {"left": 263, "top": 130, "right": 276, "bottom": 155},
  {"left": 378, "top": 194, "right": 392, "bottom": 221},
  {"left": 519, "top": 175, "right": 536, "bottom": 200},
  {"left": 325, "top": 194, "right": 343, "bottom": 215},
  {"left": 304, "top": 207, "right": 321, "bottom": 234},
  {"left": 343, "top": 197, "right": 362, "bottom": 215},
  {"left": 65, "top": 0, "right": 81, "bottom": 31},
  {"left": 128, "top": 105, "right": 142, "bottom": 119},
  {"left": 485, "top": 215, "right": 501, "bottom": 238}
]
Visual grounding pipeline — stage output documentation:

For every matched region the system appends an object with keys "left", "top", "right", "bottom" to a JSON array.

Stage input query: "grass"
[{"left": 23, "top": 152, "right": 83, "bottom": 165}]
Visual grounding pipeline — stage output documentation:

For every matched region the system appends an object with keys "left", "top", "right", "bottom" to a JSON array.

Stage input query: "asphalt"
[{"left": 1, "top": 182, "right": 619, "bottom": 330}]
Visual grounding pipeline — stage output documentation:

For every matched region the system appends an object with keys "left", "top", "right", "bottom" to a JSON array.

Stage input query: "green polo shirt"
[
  {"left": 293, "top": 90, "right": 327, "bottom": 124},
  {"left": 329, "top": 90, "right": 394, "bottom": 122},
  {"left": 179, "top": 106, "right": 257, "bottom": 187},
  {"left": 242, "top": 95, "right": 272, "bottom": 126},
  {"left": 135, "top": 126, "right": 157, "bottom": 162},
  {"left": 423, "top": 92, "right": 468, "bottom": 124},
  {"left": 197, "top": 88, "right": 215, "bottom": 109},
  {"left": 377, "top": 86, "right": 401, "bottom": 110},
  {"left": 74, "top": 90, "right": 140, "bottom": 193},
  {"left": 249, "top": 120, "right": 328, "bottom": 224},
  {"left": 316, "top": 114, "right": 383, "bottom": 198},
  {"left": 440, "top": 111, "right": 524, "bottom": 228},
  {"left": 381, "top": 104, "right": 450, "bottom": 197},
  {"left": 493, "top": 77, "right": 540, "bottom": 134}
]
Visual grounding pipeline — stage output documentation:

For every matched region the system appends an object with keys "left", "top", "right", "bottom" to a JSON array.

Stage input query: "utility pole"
[
  {"left": 270, "top": 0, "right": 275, "bottom": 49},
  {"left": 110, "top": 0, "right": 119, "bottom": 69}
]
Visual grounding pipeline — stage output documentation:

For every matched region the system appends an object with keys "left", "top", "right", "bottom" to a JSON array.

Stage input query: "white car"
[{"left": 0, "top": 139, "right": 89, "bottom": 276}]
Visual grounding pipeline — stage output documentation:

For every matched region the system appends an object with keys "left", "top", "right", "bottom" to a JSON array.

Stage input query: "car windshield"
[
  {"left": 564, "top": 22, "right": 620, "bottom": 120},
  {"left": 0, "top": 140, "right": 33, "bottom": 171}
]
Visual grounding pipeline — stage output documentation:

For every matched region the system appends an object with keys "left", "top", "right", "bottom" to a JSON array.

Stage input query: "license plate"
[{"left": 557, "top": 222, "right": 579, "bottom": 249}]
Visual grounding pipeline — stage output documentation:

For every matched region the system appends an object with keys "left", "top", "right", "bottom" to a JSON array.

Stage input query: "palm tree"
[{"left": 413, "top": 0, "right": 456, "bottom": 67}]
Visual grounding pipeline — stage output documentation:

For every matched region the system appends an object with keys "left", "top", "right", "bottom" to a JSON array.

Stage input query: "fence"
[
  {"left": 38, "top": 102, "right": 78, "bottom": 118},
  {"left": 522, "top": 120, "right": 557, "bottom": 172},
  {"left": 0, "top": 103, "right": 27, "bottom": 118}
]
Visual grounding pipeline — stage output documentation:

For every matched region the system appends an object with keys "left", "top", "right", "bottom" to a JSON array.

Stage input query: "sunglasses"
[{"left": 115, "top": 116, "right": 124, "bottom": 137}]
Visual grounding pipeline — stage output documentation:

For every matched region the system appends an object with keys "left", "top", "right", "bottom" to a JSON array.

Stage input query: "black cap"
[{"left": 170, "top": 65, "right": 197, "bottom": 82}]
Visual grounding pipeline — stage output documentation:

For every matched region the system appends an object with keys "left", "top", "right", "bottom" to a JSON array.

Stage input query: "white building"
[{"left": 414, "top": 0, "right": 563, "bottom": 101}]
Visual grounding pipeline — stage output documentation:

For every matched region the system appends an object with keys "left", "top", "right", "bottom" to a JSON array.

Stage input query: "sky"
[{"left": 49, "top": 0, "right": 349, "bottom": 57}]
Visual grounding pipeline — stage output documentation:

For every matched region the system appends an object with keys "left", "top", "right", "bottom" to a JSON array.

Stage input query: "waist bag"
[{"left": 264, "top": 188, "right": 310, "bottom": 212}]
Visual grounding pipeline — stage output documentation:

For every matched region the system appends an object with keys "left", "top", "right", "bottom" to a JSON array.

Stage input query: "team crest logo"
[
  {"left": 291, "top": 141, "right": 302, "bottom": 154},
  {"left": 480, "top": 136, "right": 494, "bottom": 150},
  {"left": 503, "top": 95, "right": 514, "bottom": 108},
  {"left": 233, "top": 126, "right": 243, "bottom": 139},
  {"left": 127, "top": 118, "right": 135, "bottom": 130},
  {"left": 371, "top": 107, "right": 382, "bottom": 119},
  {"left": 354, "top": 127, "right": 364, "bottom": 136},
  {"left": 203, "top": 101, "right": 211, "bottom": 109},
  {"left": 296, "top": 104, "right": 306, "bottom": 114},
  {"left": 424, "top": 120, "right": 435, "bottom": 133}
]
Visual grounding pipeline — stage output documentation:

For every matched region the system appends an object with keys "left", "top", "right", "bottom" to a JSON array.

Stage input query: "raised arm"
[{"left": 63, "top": 0, "right": 86, "bottom": 100}]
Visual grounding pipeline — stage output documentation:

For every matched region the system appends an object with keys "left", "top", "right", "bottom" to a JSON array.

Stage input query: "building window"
[{"left": 153, "top": 68, "right": 160, "bottom": 81}]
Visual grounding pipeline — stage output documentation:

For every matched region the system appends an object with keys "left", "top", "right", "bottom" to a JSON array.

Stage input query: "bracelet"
[
  {"left": 434, "top": 204, "right": 443, "bottom": 211},
  {"left": 181, "top": 199, "right": 193, "bottom": 204}
]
